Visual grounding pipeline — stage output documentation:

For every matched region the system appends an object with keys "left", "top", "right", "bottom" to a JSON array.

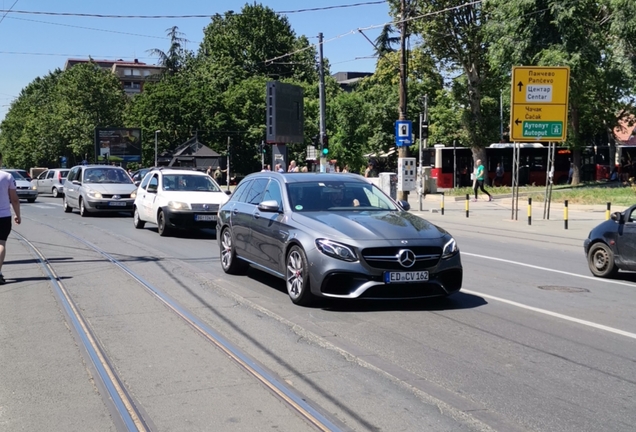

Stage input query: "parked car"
[
  {"left": 217, "top": 172, "right": 463, "bottom": 305},
  {"left": 2, "top": 169, "right": 37, "bottom": 202},
  {"left": 62, "top": 165, "right": 137, "bottom": 216},
  {"left": 584, "top": 204, "right": 636, "bottom": 277},
  {"left": 133, "top": 167, "right": 229, "bottom": 236},
  {"left": 34, "top": 168, "right": 69, "bottom": 197}
]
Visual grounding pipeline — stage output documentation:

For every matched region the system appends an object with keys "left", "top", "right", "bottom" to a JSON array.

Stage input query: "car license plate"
[
  {"left": 384, "top": 271, "right": 429, "bottom": 283},
  {"left": 195, "top": 214, "right": 216, "bottom": 222},
  {"left": 108, "top": 201, "right": 127, "bottom": 206}
]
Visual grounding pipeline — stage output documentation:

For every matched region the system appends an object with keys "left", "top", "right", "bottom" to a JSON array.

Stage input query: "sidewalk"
[{"left": 405, "top": 192, "right": 623, "bottom": 242}]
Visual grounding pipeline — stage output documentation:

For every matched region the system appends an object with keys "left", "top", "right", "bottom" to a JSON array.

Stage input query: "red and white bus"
[{"left": 428, "top": 143, "right": 602, "bottom": 188}]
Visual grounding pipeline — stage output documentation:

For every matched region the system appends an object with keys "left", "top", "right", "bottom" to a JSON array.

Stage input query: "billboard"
[
  {"left": 266, "top": 81, "right": 304, "bottom": 144},
  {"left": 94, "top": 128, "right": 142, "bottom": 163}
]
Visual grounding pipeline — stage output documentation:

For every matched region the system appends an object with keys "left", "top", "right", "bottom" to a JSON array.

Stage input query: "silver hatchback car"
[
  {"left": 63, "top": 165, "right": 137, "bottom": 216},
  {"left": 34, "top": 168, "right": 69, "bottom": 198}
]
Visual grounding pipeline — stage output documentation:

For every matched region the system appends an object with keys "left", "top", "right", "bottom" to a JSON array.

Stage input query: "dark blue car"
[{"left": 584, "top": 204, "right": 636, "bottom": 277}]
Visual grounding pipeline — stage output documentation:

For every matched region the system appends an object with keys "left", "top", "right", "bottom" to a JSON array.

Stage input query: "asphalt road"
[{"left": 1, "top": 195, "right": 634, "bottom": 432}]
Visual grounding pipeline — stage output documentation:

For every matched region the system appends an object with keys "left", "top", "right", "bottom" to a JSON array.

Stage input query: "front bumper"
[
  {"left": 16, "top": 189, "right": 38, "bottom": 200},
  {"left": 306, "top": 246, "right": 463, "bottom": 300},
  {"left": 163, "top": 207, "right": 218, "bottom": 229},
  {"left": 84, "top": 197, "right": 134, "bottom": 212}
]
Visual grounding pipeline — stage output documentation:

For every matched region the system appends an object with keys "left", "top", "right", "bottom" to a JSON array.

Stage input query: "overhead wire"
[
  {"left": 6, "top": 16, "right": 168, "bottom": 39},
  {"left": 0, "top": 0, "right": 19, "bottom": 25},
  {"left": 264, "top": 0, "right": 483, "bottom": 65},
  {"left": 0, "top": 1, "right": 388, "bottom": 19}
]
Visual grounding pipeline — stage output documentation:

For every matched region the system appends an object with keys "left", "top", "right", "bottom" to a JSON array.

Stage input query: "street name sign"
[{"left": 510, "top": 66, "right": 570, "bottom": 142}]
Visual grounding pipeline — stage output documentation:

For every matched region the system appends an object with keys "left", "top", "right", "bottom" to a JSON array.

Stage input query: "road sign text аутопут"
[{"left": 510, "top": 66, "right": 570, "bottom": 142}]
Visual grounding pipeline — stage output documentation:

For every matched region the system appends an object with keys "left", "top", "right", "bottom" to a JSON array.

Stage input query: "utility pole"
[
  {"left": 397, "top": 0, "right": 409, "bottom": 201},
  {"left": 419, "top": 94, "right": 428, "bottom": 211},
  {"left": 318, "top": 32, "right": 327, "bottom": 173},
  {"left": 154, "top": 130, "right": 160, "bottom": 167}
]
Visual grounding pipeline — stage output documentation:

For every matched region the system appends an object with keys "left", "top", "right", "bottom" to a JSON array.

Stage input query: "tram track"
[{"left": 13, "top": 222, "right": 346, "bottom": 432}]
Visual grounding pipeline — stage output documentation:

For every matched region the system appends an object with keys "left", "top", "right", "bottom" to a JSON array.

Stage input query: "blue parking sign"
[{"left": 395, "top": 120, "right": 413, "bottom": 147}]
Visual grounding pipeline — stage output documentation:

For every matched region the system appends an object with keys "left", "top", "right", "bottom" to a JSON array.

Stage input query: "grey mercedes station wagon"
[{"left": 217, "top": 172, "right": 462, "bottom": 306}]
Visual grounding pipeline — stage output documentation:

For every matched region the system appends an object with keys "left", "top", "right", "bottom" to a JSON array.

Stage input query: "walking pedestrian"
[
  {"left": 473, "top": 159, "right": 492, "bottom": 202},
  {"left": 0, "top": 153, "right": 21, "bottom": 284}
]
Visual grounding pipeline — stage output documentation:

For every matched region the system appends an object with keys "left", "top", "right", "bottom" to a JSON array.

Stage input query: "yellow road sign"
[{"left": 510, "top": 66, "right": 570, "bottom": 142}]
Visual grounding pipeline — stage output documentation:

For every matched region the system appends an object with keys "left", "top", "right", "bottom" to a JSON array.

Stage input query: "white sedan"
[{"left": 133, "top": 168, "right": 229, "bottom": 236}]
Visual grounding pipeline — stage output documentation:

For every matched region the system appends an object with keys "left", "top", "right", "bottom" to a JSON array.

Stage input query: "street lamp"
[{"left": 154, "top": 130, "right": 161, "bottom": 167}]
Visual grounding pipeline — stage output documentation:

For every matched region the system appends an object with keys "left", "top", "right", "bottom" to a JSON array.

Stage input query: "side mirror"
[
  {"left": 134, "top": 180, "right": 141, "bottom": 186},
  {"left": 225, "top": 190, "right": 232, "bottom": 196},
  {"left": 398, "top": 200, "right": 411, "bottom": 211},
  {"left": 611, "top": 211, "right": 624, "bottom": 223},
  {"left": 258, "top": 200, "right": 281, "bottom": 212}
]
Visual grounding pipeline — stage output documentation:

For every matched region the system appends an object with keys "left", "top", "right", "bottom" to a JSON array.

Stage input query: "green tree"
[
  {"left": 55, "top": 63, "right": 127, "bottom": 162},
  {"left": 0, "top": 71, "right": 63, "bottom": 169},
  {"left": 198, "top": 3, "right": 318, "bottom": 83},
  {"left": 486, "top": 0, "right": 636, "bottom": 184},
  {"left": 147, "top": 26, "right": 191, "bottom": 76},
  {"left": 392, "top": 0, "right": 502, "bottom": 163}
]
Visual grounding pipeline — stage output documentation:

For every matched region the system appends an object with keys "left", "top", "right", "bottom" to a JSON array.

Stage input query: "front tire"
[
  {"left": 286, "top": 245, "right": 314, "bottom": 306},
  {"left": 219, "top": 227, "right": 248, "bottom": 274},
  {"left": 157, "top": 210, "right": 171, "bottom": 237},
  {"left": 52, "top": 187, "right": 59, "bottom": 198},
  {"left": 63, "top": 196, "right": 72, "bottom": 213},
  {"left": 79, "top": 198, "right": 89, "bottom": 217},
  {"left": 27, "top": 198, "right": 36, "bottom": 203},
  {"left": 133, "top": 207, "right": 145, "bottom": 229},
  {"left": 588, "top": 242, "right": 618, "bottom": 278}
]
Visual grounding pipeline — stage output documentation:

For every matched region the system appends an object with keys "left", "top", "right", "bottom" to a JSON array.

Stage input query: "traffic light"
[
  {"left": 321, "top": 135, "right": 329, "bottom": 156},
  {"left": 421, "top": 121, "right": 429, "bottom": 140}
]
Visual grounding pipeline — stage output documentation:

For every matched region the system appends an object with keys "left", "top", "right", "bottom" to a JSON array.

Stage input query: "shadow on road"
[{"left": 246, "top": 269, "right": 487, "bottom": 312}]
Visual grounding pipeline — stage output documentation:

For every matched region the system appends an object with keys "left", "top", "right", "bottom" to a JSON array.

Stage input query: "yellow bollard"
[
  {"left": 465, "top": 194, "right": 469, "bottom": 218},
  {"left": 606, "top": 202, "right": 611, "bottom": 220}
]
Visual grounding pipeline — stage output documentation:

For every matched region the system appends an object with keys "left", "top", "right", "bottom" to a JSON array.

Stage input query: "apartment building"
[{"left": 64, "top": 58, "right": 164, "bottom": 95}]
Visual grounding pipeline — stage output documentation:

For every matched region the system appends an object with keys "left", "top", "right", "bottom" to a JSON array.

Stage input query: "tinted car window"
[
  {"left": 47, "top": 171, "right": 55, "bottom": 179},
  {"left": 287, "top": 181, "right": 398, "bottom": 212},
  {"left": 60, "top": 170, "right": 69, "bottom": 178},
  {"left": 84, "top": 168, "right": 132, "bottom": 184},
  {"left": 230, "top": 180, "right": 252, "bottom": 203},
  {"left": 67, "top": 167, "right": 79, "bottom": 182},
  {"left": 245, "top": 179, "right": 268, "bottom": 205},
  {"left": 38, "top": 171, "right": 48, "bottom": 180},
  {"left": 262, "top": 180, "right": 283, "bottom": 208},
  {"left": 147, "top": 175, "right": 159, "bottom": 192},
  {"left": 140, "top": 172, "right": 151, "bottom": 190}
]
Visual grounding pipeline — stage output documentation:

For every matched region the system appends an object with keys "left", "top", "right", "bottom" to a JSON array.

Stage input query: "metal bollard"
[
  {"left": 440, "top": 192, "right": 445, "bottom": 215},
  {"left": 465, "top": 194, "right": 469, "bottom": 218},
  {"left": 528, "top": 197, "right": 532, "bottom": 225},
  {"left": 564, "top": 200, "right": 569, "bottom": 230},
  {"left": 606, "top": 202, "right": 611, "bottom": 221}
]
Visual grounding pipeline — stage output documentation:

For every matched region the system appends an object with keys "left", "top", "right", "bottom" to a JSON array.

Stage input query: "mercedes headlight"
[
  {"left": 442, "top": 237, "right": 458, "bottom": 258},
  {"left": 168, "top": 201, "right": 189, "bottom": 210},
  {"left": 315, "top": 239, "right": 358, "bottom": 262},
  {"left": 87, "top": 190, "right": 102, "bottom": 199}
]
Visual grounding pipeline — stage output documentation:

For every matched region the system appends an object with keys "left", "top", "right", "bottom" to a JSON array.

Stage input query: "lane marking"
[
  {"left": 462, "top": 251, "right": 636, "bottom": 288},
  {"left": 462, "top": 252, "right": 636, "bottom": 340},
  {"left": 462, "top": 289, "right": 636, "bottom": 340}
]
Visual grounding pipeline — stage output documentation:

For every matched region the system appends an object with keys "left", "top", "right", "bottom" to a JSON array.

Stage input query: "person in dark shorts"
[{"left": 0, "top": 153, "right": 22, "bottom": 284}]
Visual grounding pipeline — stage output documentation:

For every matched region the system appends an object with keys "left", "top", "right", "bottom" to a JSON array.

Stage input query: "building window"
[
  {"left": 143, "top": 70, "right": 152, "bottom": 77},
  {"left": 123, "top": 82, "right": 141, "bottom": 90},
  {"left": 124, "top": 68, "right": 133, "bottom": 76},
  {"left": 132, "top": 69, "right": 142, "bottom": 76}
]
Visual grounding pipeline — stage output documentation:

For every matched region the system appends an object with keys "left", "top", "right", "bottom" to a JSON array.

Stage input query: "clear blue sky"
[{"left": 0, "top": 0, "right": 393, "bottom": 121}]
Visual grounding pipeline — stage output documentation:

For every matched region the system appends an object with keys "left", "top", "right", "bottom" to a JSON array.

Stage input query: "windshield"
[
  {"left": 84, "top": 168, "right": 133, "bottom": 184},
  {"left": 162, "top": 174, "right": 222, "bottom": 192},
  {"left": 7, "top": 171, "right": 26, "bottom": 180},
  {"left": 287, "top": 180, "right": 399, "bottom": 212}
]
